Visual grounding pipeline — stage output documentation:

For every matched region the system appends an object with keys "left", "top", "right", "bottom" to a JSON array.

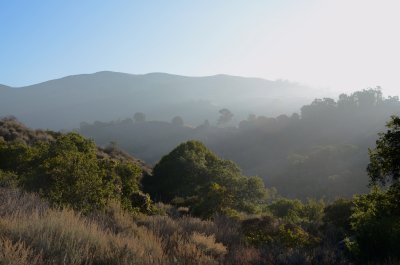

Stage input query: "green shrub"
[
  {"left": 143, "top": 140, "right": 268, "bottom": 218},
  {"left": 349, "top": 185, "right": 400, "bottom": 262},
  {"left": 0, "top": 132, "right": 149, "bottom": 213},
  {"left": 0, "top": 170, "right": 19, "bottom": 188},
  {"left": 323, "top": 198, "right": 353, "bottom": 236},
  {"left": 268, "top": 198, "right": 304, "bottom": 222}
]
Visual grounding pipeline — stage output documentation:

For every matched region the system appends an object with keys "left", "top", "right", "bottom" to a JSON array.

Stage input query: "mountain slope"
[{"left": 0, "top": 71, "right": 321, "bottom": 129}]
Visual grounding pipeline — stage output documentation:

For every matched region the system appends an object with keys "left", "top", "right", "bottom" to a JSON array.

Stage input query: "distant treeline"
[{"left": 80, "top": 88, "right": 400, "bottom": 199}]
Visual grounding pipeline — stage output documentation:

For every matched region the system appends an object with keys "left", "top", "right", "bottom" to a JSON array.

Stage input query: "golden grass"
[{"left": 0, "top": 188, "right": 230, "bottom": 265}]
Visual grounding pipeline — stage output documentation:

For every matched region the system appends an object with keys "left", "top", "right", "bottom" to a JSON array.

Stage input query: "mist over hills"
[
  {"left": 78, "top": 88, "right": 400, "bottom": 199},
  {"left": 0, "top": 71, "right": 323, "bottom": 130}
]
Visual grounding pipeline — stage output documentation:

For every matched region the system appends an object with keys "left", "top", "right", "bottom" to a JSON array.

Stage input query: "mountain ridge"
[
  {"left": 0, "top": 71, "right": 320, "bottom": 130},
  {"left": 1, "top": 71, "right": 290, "bottom": 89}
]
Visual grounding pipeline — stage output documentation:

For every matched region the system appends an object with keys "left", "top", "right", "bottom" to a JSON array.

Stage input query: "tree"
[
  {"left": 353, "top": 87, "right": 382, "bottom": 108},
  {"left": 367, "top": 115, "right": 400, "bottom": 185},
  {"left": 349, "top": 116, "right": 400, "bottom": 262},
  {"left": 0, "top": 118, "right": 153, "bottom": 213},
  {"left": 143, "top": 140, "right": 267, "bottom": 217},
  {"left": 133, "top": 112, "right": 146, "bottom": 123},
  {"left": 323, "top": 198, "right": 353, "bottom": 240},
  {"left": 26, "top": 133, "right": 111, "bottom": 212},
  {"left": 217, "top": 109, "right": 233, "bottom": 125},
  {"left": 350, "top": 186, "right": 400, "bottom": 261},
  {"left": 171, "top": 116, "right": 184, "bottom": 126}
]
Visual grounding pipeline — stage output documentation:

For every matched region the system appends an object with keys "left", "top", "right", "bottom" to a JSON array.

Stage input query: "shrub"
[
  {"left": 349, "top": 185, "right": 400, "bottom": 262},
  {"left": 144, "top": 140, "right": 267, "bottom": 218},
  {"left": 268, "top": 198, "right": 304, "bottom": 222},
  {"left": 323, "top": 198, "right": 353, "bottom": 240},
  {"left": 0, "top": 170, "right": 19, "bottom": 188}
]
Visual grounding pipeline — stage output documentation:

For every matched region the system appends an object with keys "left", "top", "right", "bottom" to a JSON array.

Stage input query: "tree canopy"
[
  {"left": 367, "top": 115, "right": 400, "bottom": 185},
  {"left": 143, "top": 140, "right": 268, "bottom": 217},
  {"left": 0, "top": 119, "right": 148, "bottom": 213},
  {"left": 349, "top": 115, "right": 400, "bottom": 262}
]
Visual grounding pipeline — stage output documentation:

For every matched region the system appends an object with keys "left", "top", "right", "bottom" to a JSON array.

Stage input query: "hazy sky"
[{"left": 1, "top": 0, "right": 399, "bottom": 95}]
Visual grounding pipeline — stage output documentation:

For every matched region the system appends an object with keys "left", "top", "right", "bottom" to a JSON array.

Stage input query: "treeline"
[
  {"left": 1, "top": 116, "right": 400, "bottom": 264},
  {"left": 80, "top": 88, "right": 400, "bottom": 199}
]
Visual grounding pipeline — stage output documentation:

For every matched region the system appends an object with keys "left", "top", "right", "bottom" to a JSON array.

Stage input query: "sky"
[{"left": 1, "top": 0, "right": 399, "bottom": 95}]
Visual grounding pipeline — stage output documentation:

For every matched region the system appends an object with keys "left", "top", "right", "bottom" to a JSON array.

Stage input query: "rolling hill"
[{"left": 0, "top": 71, "right": 322, "bottom": 129}]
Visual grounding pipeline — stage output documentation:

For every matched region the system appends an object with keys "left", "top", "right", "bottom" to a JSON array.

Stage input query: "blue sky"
[{"left": 1, "top": 1, "right": 399, "bottom": 95}]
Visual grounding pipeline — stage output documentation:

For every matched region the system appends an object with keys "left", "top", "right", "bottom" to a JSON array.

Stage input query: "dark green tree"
[
  {"left": 27, "top": 133, "right": 111, "bottom": 212},
  {"left": 143, "top": 140, "right": 267, "bottom": 217},
  {"left": 368, "top": 115, "right": 400, "bottom": 185},
  {"left": 349, "top": 116, "right": 400, "bottom": 262}
]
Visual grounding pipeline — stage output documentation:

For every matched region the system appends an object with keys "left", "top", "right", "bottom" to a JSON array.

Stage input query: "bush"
[
  {"left": 323, "top": 198, "right": 353, "bottom": 240},
  {"left": 0, "top": 170, "right": 19, "bottom": 188},
  {"left": 143, "top": 140, "right": 267, "bottom": 218},
  {"left": 349, "top": 185, "right": 400, "bottom": 262},
  {"left": 268, "top": 198, "right": 304, "bottom": 222},
  {"left": 0, "top": 130, "right": 149, "bottom": 214}
]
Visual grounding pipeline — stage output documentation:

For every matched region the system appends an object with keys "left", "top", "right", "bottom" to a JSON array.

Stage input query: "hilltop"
[{"left": 0, "top": 71, "right": 321, "bottom": 129}]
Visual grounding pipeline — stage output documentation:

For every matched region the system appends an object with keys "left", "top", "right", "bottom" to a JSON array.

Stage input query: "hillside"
[
  {"left": 79, "top": 89, "right": 400, "bottom": 199},
  {"left": 0, "top": 71, "right": 322, "bottom": 129},
  {"left": 0, "top": 116, "right": 150, "bottom": 174},
  {"left": 2, "top": 116, "right": 400, "bottom": 264}
]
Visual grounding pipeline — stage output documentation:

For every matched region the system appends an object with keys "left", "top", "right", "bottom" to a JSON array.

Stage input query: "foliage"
[
  {"left": 143, "top": 140, "right": 268, "bottom": 217},
  {"left": 349, "top": 115, "right": 400, "bottom": 262},
  {"left": 80, "top": 88, "right": 400, "bottom": 199},
  {"left": 217, "top": 108, "right": 234, "bottom": 125},
  {"left": 130, "top": 191, "right": 154, "bottom": 214},
  {"left": 349, "top": 185, "right": 400, "bottom": 262},
  {"left": 0, "top": 119, "right": 148, "bottom": 213},
  {"left": 268, "top": 198, "right": 325, "bottom": 224},
  {"left": 27, "top": 133, "right": 110, "bottom": 212},
  {"left": 241, "top": 215, "right": 319, "bottom": 248},
  {"left": 0, "top": 170, "right": 19, "bottom": 188},
  {"left": 368, "top": 115, "right": 400, "bottom": 185},
  {"left": 0, "top": 186, "right": 357, "bottom": 264},
  {"left": 323, "top": 198, "right": 353, "bottom": 234},
  {"left": 268, "top": 198, "right": 304, "bottom": 222}
]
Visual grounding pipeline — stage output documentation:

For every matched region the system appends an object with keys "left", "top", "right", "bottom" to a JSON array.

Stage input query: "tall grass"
[
  {"left": 0, "top": 188, "right": 230, "bottom": 265},
  {"left": 0, "top": 188, "right": 362, "bottom": 265}
]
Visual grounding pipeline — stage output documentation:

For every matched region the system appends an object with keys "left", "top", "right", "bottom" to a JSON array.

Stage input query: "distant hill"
[
  {"left": 0, "top": 71, "right": 322, "bottom": 129},
  {"left": 0, "top": 84, "right": 10, "bottom": 91}
]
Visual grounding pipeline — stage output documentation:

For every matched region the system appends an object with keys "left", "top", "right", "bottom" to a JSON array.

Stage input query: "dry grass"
[
  {"left": 0, "top": 189, "right": 165, "bottom": 265},
  {"left": 0, "top": 188, "right": 362, "bottom": 265},
  {"left": 191, "top": 232, "right": 227, "bottom": 258},
  {"left": 0, "top": 237, "right": 44, "bottom": 265},
  {"left": 136, "top": 215, "right": 229, "bottom": 265},
  {"left": 0, "top": 188, "right": 230, "bottom": 265}
]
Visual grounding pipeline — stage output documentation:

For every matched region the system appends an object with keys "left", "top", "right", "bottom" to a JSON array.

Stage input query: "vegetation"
[
  {"left": 80, "top": 88, "right": 400, "bottom": 199},
  {"left": 1, "top": 114, "right": 400, "bottom": 264},
  {"left": 347, "top": 116, "right": 400, "bottom": 263},
  {"left": 143, "top": 140, "right": 268, "bottom": 217},
  {"left": 0, "top": 117, "right": 149, "bottom": 213}
]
